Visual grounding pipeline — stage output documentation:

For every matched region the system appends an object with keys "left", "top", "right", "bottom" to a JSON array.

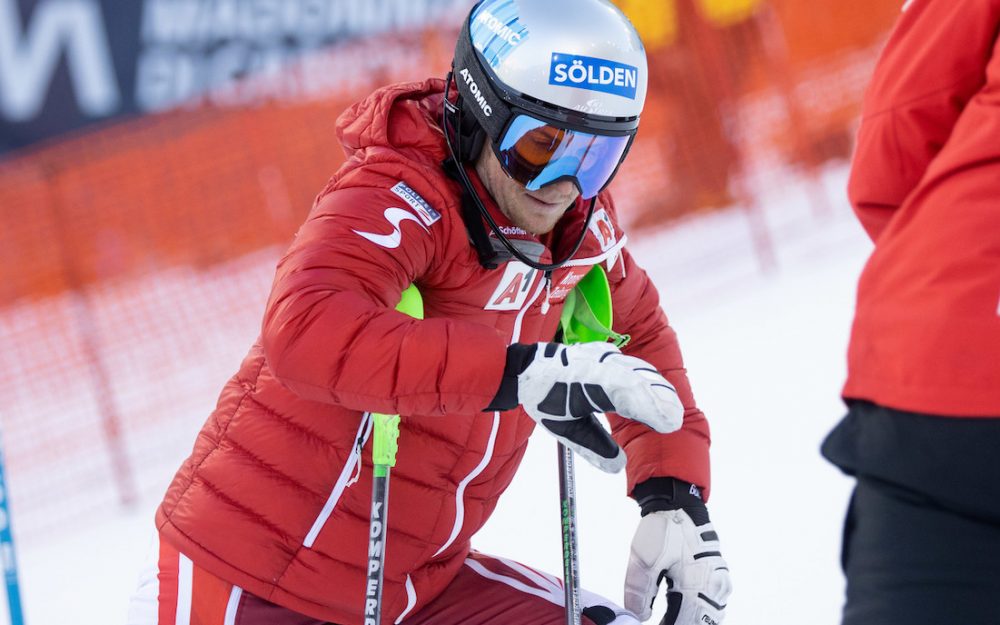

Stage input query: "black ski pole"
[
  {"left": 558, "top": 442, "right": 582, "bottom": 625},
  {"left": 556, "top": 265, "right": 631, "bottom": 625},
  {"left": 363, "top": 286, "right": 423, "bottom": 625},
  {"left": 365, "top": 412, "right": 399, "bottom": 625}
]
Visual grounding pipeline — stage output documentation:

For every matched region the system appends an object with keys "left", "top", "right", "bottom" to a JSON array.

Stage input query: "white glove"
[
  {"left": 516, "top": 342, "right": 684, "bottom": 473},
  {"left": 625, "top": 489, "right": 731, "bottom": 624}
]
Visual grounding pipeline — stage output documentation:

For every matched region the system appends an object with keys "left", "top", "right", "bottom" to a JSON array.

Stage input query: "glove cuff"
[
  {"left": 484, "top": 343, "right": 538, "bottom": 412},
  {"left": 631, "top": 477, "right": 710, "bottom": 525}
]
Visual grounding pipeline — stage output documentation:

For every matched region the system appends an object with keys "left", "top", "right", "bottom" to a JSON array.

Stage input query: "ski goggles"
[{"left": 494, "top": 114, "right": 634, "bottom": 200}]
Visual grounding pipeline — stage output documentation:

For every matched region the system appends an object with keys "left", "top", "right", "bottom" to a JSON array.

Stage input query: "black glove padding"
[{"left": 487, "top": 343, "right": 683, "bottom": 473}]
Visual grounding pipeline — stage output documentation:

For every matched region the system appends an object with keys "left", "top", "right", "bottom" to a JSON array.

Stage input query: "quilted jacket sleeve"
[
  {"left": 606, "top": 246, "right": 712, "bottom": 500},
  {"left": 261, "top": 185, "right": 507, "bottom": 417},
  {"left": 846, "top": 0, "right": 995, "bottom": 242}
]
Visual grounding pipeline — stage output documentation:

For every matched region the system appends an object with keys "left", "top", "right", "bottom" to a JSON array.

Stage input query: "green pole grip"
[
  {"left": 372, "top": 413, "right": 400, "bottom": 476},
  {"left": 370, "top": 285, "right": 424, "bottom": 475}
]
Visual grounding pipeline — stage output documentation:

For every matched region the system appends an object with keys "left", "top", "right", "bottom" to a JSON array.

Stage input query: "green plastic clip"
[{"left": 559, "top": 265, "right": 630, "bottom": 348}]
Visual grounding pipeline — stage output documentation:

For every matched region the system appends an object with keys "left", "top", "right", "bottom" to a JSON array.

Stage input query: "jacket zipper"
[
  {"left": 433, "top": 272, "right": 549, "bottom": 559},
  {"left": 541, "top": 271, "right": 553, "bottom": 315},
  {"left": 302, "top": 412, "right": 374, "bottom": 548}
]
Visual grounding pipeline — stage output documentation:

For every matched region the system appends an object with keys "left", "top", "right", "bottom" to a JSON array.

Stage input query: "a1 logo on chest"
[{"left": 485, "top": 262, "right": 538, "bottom": 311}]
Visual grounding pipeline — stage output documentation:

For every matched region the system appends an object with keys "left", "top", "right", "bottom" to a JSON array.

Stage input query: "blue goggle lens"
[{"left": 496, "top": 115, "right": 631, "bottom": 199}]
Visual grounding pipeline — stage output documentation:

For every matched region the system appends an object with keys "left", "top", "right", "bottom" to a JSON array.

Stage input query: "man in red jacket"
[
  {"left": 127, "top": 1, "right": 731, "bottom": 624},
  {"left": 822, "top": 0, "right": 1000, "bottom": 623}
]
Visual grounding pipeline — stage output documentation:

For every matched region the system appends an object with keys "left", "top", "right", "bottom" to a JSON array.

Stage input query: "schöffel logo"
[{"left": 549, "top": 53, "right": 639, "bottom": 100}]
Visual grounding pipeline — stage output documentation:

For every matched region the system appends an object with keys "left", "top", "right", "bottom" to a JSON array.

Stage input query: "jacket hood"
[{"left": 335, "top": 78, "right": 449, "bottom": 166}]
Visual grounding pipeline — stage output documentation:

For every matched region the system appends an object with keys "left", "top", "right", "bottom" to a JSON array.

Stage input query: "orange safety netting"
[{"left": 0, "top": 1, "right": 902, "bottom": 536}]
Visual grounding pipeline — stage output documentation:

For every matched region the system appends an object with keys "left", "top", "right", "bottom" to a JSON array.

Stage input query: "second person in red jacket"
[{"left": 824, "top": 0, "right": 1000, "bottom": 624}]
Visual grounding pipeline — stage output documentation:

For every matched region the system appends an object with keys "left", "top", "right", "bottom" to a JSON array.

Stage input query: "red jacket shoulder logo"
[
  {"left": 391, "top": 181, "right": 441, "bottom": 226},
  {"left": 352, "top": 207, "right": 429, "bottom": 249}
]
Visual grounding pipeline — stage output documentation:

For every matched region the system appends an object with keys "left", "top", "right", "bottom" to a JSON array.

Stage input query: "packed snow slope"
[{"left": 8, "top": 165, "right": 871, "bottom": 625}]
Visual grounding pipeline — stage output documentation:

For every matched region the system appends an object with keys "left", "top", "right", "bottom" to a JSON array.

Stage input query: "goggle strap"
[{"left": 442, "top": 86, "right": 507, "bottom": 270}]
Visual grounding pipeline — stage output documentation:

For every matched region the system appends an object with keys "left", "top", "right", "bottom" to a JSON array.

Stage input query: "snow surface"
[{"left": 4, "top": 163, "right": 872, "bottom": 625}]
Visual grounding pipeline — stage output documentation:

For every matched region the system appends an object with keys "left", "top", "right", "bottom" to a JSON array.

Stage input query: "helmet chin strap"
[{"left": 442, "top": 73, "right": 596, "bottom": 273}]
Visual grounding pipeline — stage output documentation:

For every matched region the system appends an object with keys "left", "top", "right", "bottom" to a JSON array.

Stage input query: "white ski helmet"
[{"left": 448, "top": 0, "right": 649, "bottom": 200}]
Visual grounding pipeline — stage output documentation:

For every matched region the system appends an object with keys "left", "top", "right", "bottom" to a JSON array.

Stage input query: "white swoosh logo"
[{"left": 352, "top": 207, "right": 428, "bottom": 249}]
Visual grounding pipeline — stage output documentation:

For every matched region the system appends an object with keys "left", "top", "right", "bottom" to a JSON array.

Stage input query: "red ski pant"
[{"left": 127, "top": 534, "right": 637, "bottom": 625}]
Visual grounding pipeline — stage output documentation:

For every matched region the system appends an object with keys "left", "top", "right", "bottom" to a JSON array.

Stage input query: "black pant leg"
[
  {"left": 824, "top": 401, "right": 1000, "bottom": 625},
  {"left": 841, "top": 477, "right": 1000, "bottom": 625}
]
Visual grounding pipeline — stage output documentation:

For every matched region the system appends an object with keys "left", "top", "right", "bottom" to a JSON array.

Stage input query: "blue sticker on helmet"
[
  {"left": 471, "top": 0, "right": 529, "bottom": 67},
  {"left": 548, "top": 53, "right": 639, "bottom": 100}
]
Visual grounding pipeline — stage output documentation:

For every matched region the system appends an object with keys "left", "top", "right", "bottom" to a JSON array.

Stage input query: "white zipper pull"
[
  {"left": 346, "top": 455, "right": 363, "bottom": 488},
  {"left": 345, "top": 435, "right": 365, "bottom": 488},
  {"left": 541, "top": 271, "right": 552, "bottom": 315},
  {"left": 346, "top": 413, "right": 373, "bottom": 488}
]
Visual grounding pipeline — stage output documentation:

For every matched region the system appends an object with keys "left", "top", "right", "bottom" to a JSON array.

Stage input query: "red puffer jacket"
[
  {"left": 156, "top": 79, "right": 710, "bottom": 624},
  {"left": 844, "top": 0, "right": 1000, "bottom": 417}
]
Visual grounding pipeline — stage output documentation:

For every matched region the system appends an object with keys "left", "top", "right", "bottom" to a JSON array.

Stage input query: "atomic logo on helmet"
[
  {"left": 475, "top": 9, "right": 524, "bottom": 47},
  {"left": 459, "top": 68, "right": 493, "bottom": 117}
]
